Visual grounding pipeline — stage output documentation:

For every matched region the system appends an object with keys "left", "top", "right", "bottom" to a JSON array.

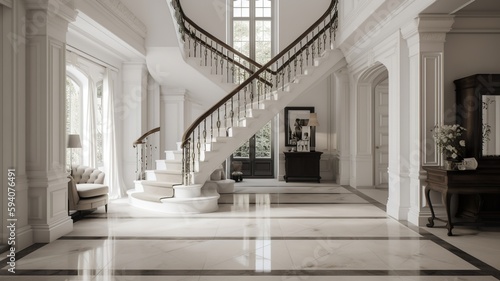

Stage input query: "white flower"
[
  {"left": 459, "top": 140, "right": 465, "bottom": 147},
  {"left": 451, "top": 153, "right": 457, "bottom": 159}
]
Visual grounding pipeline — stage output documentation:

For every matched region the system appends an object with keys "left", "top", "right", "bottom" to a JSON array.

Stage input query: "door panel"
[
  {"left": 232, "top": 121, "right": 274, "bottom": 178},
  {"left": 374, "top": 80, "right": 389, "bottom": 187}
]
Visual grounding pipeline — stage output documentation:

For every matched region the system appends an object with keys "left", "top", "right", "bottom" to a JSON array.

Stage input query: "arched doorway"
[{"left": 350, "top": 64, "right": 389, "bottom": 189}]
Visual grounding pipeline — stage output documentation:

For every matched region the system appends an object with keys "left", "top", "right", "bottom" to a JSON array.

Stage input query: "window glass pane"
[
  {"left": 233, "top": 20, "right": 250, "bottom": 56},
  {"left": 255, "top": 121, "right": 272, "bottom": 158},
  {"left": 233, "top": 139, "right": 250, "bottom": 158},
  {"left": 255, "top": 21, "right": 271, "bottom": 64},
  {"left": 255, "top": 20, "right": 271, "bottom": 41},
  {"left": 255, "top": 42, "right": 271, "bottom": 64},
  {"left": 233, "top": 0, "right": 249, "bottom": 17},
  {"left": 66, "top": 76, "right": 81, "bottom": 166},
  {"left": 255, "top": 0, "right": 271, "bottom": 17},
  {"left": 96, "top": 82, "right": 104, "bottom": 167}
]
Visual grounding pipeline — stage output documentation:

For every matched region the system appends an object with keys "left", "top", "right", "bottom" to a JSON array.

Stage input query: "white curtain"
[
  {"left": 83, "top": 79, "right": 98, "bottom": 167},
  {"left": 103, "top": 69, "right": 127, "bottom": 199}
]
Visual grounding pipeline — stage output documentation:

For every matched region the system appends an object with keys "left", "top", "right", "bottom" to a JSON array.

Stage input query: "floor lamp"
[
  {"left": 308, "top": 113, "right": 319, "bottom": 152},
  {"left": 67, "top": 134, "right": 82, "bottom": 174}
]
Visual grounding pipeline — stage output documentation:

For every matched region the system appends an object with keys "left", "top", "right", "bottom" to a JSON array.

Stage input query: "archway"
[{"left": 350, "top": 63, "right": 389, "bottom": 189}]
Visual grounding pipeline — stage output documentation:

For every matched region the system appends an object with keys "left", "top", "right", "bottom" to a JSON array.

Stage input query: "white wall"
[
  {"left": 278, "top": 75, "right": 336, "bottom": 181},
  {"left": 182, "top": 0, "right": 226, "bottom": 42},
  {"left": 278, "top": 0, "right": 331, "bottom": 50}
]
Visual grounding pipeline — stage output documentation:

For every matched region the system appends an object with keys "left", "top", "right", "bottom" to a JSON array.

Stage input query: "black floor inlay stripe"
[
  {"left": 3, "top": 186, "right": 499, "bottom": 280},
  {"left": 58, "top": 236, "right": 425, "bottom": 241},
  {"left": 81, "top": 216, "right": 389, "bottom": 220},
  {"left": 0, "top": 269, "right": 494, "bottom": 277},
  {"left": 0, "top": 243, "right": 46, "bottom": 267},
  {"left": 343, "top": 185, "right": 387, "bottom": 211}
]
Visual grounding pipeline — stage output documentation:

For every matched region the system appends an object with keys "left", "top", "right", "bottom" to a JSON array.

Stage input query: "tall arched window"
[
  {"left": 66, "top": 75, "right": 82, "bottom": 166},
  {"left": 231, "top": 0, "right": 274, "bottom": 64},
  {"left": 230, "top": 0, "right": 276, "bottom": 178},
  {"left": 66, "top": 65, "right": 104, "bottom": 168}
]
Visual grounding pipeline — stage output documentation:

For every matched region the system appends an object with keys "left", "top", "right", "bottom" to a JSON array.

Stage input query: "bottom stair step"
[
  {"left": 129, "top": 192, "right": 173, "bottom": 202},
  {"left": 128, "top": 186, "right": 220, "bottom": 214}
]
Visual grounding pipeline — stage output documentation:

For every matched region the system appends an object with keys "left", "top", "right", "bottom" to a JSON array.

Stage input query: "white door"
[{"left": 374, "top": 80, "right": 389, "bottom": 187}]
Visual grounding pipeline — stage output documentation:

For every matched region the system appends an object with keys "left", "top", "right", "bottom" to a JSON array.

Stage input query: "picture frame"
[
  {"left": 284, "top": 106, "right": 314, "bottom": 147},
  {"left": 296, "top": 126, "right": 310, "bottom": 152}
]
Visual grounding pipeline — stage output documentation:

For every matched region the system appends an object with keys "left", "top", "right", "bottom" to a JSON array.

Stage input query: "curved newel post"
[{"left": 133, "top": 127, "right": 161, "bottom": 181}]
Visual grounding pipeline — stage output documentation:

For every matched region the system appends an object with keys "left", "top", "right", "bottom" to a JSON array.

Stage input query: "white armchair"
[{"left": 68, "top": 165, "right": 109, "bottom": 213}]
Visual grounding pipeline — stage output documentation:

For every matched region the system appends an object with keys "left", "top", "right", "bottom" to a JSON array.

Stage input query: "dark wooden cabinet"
[
  {"left": 284, "top": 151, "right": 322, "bottom": 182},
  {"left": 454, "top": 74, "right": 500, "bottom": 169},
  {"left": 423, "top": 166, "right": 500, "bottom": 236},
  {"left": 423, "top": 74, "right": 500, "bottom": 235}
]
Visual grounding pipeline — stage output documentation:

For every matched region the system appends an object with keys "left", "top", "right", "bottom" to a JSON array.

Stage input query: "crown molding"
[
  {"left": 0, "top": 0, "right": 12, "bottom": 8},
  {"left": 95, "top": 0, "right": 147, "bottom": 39}
]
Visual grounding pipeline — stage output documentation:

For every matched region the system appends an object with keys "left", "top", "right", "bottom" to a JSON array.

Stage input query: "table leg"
[
  {"left": 442, "top": 191, "right": 454, "bottom": 236},
  {"left": 425, "top": 186, "right": 436, "bottom": 227}
]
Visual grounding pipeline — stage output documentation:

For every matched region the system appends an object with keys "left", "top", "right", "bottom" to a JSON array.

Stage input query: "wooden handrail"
[
  {"left": 182, "top": 0, "right": 338, "bottom": 146},
  {"left": 172, "top": 0, "right": 274, "bottom": 86},
  {"left": 133, "top": 127, "right": 160, "bottom": 147},
  {"left": 173, "top": 0, "right": 264, "bottom": 71}
]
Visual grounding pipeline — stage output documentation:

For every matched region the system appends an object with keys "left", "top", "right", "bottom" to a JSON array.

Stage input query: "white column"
[
  {"left": 121, "top": 62, "right": 148, "bottom": 189},
  {"left": 160, "top": 89, "right": 189, "bottom": 152},
  {"left": 383, "top": 33, "right": 410, "bottom": 221},
  {"left": 147, "top": 77, "right": 161, "bottom": 161},
  {"left": 25, "top": 0, "right": 77, "bottom": 242},
  {"left": 334, "top": 68, "right": 351, "bottom": 185},
  {"left": 401, "top": 15, "right": 454, "bottom": 226},
  {"left": 1, "top": 0, "right": 34, "bottom": 251}
]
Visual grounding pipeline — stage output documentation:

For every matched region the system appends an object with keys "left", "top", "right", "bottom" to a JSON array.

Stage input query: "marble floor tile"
[{"left": 2, "top": 181, "right": 499, "bottom": 281}]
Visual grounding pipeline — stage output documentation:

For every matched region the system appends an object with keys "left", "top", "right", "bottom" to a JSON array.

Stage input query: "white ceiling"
[
  {"left": 114, "top": 0, "right": 500, "bottom": 105},
  {"left": 422, "top": 0, "right": 500, "bottom": 14}
]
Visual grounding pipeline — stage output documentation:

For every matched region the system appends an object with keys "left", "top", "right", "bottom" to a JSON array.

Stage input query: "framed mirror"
[
  {"left": 482, "top": 95, "right": 500, "bottom": 157},
  {"left": 455, "top": 74, "right": 500, "bottom": 169}
]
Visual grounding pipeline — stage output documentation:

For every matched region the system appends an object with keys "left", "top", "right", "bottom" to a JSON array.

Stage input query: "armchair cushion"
[
  {"left": 69, "top": 165, "right": 108, "bottom": 213},
  {"left": 77, "top": 184, "right": 109, "bottom": 198},
  {"left": 72, "top": 165, "right": 105, "bottom": 184}
]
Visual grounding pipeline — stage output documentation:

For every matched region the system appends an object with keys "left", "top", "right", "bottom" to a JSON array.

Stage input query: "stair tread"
[
  {"left": 157, "top": 159, "right": 182, "bottom": 163},
  {"left": 149, "top": 169, "right": 182, "bottom": 174},
  {"left": 141, "top": 180, "right": 180, "bottom": 186}
]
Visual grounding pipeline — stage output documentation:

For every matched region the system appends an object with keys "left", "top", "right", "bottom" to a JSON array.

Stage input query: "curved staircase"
[{"left": 129, "top": 0, "right": 342, "bottom": 213}]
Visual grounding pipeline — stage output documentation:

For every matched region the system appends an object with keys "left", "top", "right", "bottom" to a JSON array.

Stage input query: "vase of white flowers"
[{"left": 432, "top": 124, "right": 466, "bottom": 170}]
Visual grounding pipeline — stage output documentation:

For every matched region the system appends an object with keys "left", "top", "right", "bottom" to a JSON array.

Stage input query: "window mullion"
[{"left": 250, "top": 0, "right": 256, "bottom": 61}]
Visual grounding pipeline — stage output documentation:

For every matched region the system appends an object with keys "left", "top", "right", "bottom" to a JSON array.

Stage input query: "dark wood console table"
[
  {"left": 423, "top": 166, "right": 500, "bottom": 236},
  {"left": 284, "top": 151, "right": 322, "bottom": 183}
]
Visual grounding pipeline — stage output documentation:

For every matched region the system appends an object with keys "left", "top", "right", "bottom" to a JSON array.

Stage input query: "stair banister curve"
[
  {"left": 170, "top": 0, "right": 274, "bottom": 85},
  {"left": 174, "top": 0, "right": 338, "bottom": 185},
  {"left": 133, "top": 127, "right": 161, "bottom": 180}
]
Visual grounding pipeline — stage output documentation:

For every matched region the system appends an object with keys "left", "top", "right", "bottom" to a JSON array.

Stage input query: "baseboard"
[{"left": 31, "top": 217, "right": 73, "bottom": 243}]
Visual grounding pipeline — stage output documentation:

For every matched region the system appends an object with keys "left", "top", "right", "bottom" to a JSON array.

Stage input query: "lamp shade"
[
  {"left": 67, "top": 134, "right": 82, "bottom": 148},
  {"left": 308, "top": 113, "right": 319, "bottom": 127}
]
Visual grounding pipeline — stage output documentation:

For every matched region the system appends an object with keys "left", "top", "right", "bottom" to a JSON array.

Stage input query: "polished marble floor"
[{"left": 1, "top": 180, "right": 500, "bottom": 280}]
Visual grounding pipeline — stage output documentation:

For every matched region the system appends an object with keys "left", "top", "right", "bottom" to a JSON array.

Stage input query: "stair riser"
[
  {"left": 156, "top": 160, "right": 182, "bottom": 171},
  {"left": 142, "top": 185, "right": 174, "bottom": 197},
  {"left": 145, "top": 171, "right": 182, "bottom": 183},
  {"left": 173, "top": 185, "right": 201, "bottom": 198},
  {"left": 165, "top": 151, "right": 183, "bottom": 161}
]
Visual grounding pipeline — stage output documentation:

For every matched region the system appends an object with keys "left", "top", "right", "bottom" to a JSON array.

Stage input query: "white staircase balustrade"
[{"left": 129, "top": 0, "right": 342, "bottom": 213}]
